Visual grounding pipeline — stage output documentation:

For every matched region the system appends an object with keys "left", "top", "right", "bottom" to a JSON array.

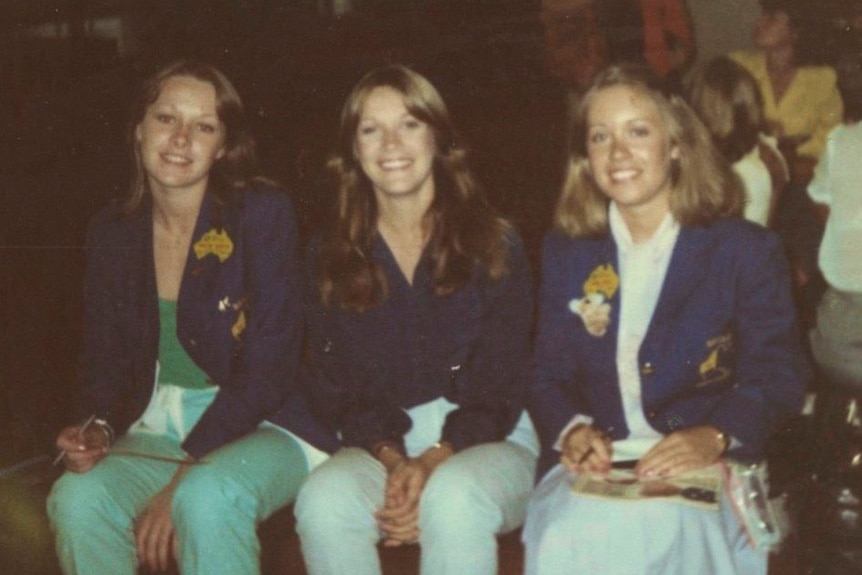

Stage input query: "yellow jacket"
[{"left": 730, "top": 50, "right": 843, "bottom": 160}]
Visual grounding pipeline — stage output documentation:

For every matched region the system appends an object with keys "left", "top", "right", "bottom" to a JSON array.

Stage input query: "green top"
[{"left": 158, "top": 299, "right": 212, "bottom": 389}]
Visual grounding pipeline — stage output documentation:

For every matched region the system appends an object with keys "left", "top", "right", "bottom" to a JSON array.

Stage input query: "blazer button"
[
  {"left": 189, "top": 338, "right": 197, "bottom": 347},
  {"left": 641, "top": 362, "right": 654, "bottom": 376},
  {"left": 647, "top": 411, "right": 657, "bottom": 419}
]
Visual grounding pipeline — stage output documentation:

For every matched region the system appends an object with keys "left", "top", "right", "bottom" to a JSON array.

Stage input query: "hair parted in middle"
[
  {"left": 319, "top": 64, "right": 510, "bottom": 312},
  {"left": 555, "top": 63, "right": 743, "bottom": 238},
  {"left": 123, "top": 59, "right": 260, "bottom": 214}
]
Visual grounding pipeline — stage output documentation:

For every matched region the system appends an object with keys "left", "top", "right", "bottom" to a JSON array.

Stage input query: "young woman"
[
  {"left": 524, "top": 64, "right": 807, "bottom": 575},
  {"left": 47, "top": 60, "right": 335, "bottom": 575},
  {"left": 688, "top": 56, "right": 789, "bottom": 227},
  {"left": 294, "top": 65, "right": 539, "bottom": 575}
]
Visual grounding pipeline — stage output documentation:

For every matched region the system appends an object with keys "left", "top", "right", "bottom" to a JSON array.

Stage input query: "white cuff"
[{"left": 553, "top": 414, "right": 594, "bottom": 451}]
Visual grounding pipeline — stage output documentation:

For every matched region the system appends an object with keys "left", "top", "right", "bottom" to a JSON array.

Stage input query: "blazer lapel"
[
  {"left": 179, "top": 194, "right": 222, "bottom": 305},
  {"left": 648, "top": 226, "right": 712, "bottom": 331},
  {"left": 122, "top": 198, "right": 159, "bottom": 378}
]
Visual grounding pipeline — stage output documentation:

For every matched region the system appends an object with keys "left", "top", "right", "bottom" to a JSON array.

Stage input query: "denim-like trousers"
[
  {"left": 47, "top": 386, "right": 310, "bottom": 575},
  {"left": 295, "top": 399, "right": 538, "bottom": 575}
]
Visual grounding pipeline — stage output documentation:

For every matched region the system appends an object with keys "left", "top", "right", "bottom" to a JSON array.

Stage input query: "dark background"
[
  {"left": 2, "top": 1, "right": 860, "bottom": 572},
  {"left": 1, "top": 0, "right": 565, "bottom": 472}
]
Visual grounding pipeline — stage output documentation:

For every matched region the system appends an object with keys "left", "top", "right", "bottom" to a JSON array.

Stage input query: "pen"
[{"left": 53, "top": 414, "right": 97, "bottom": 466}]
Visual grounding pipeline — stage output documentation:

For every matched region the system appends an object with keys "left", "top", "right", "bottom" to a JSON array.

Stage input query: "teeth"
[
  {"left": 380, "top": 159, "right": 410, "bottom": 169},
  {"left": 610, "top": 169, "right": 637, "bottom": 182},
  {"left": 162, "top": 154, "right": 191, "bottom": 165}
]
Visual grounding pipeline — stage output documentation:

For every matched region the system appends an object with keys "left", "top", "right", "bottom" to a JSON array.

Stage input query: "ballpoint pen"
[{"left": 53, "top": 414, "right": 97, "bottom": 466}]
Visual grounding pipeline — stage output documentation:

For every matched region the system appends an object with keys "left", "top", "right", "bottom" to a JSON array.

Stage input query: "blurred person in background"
[
  {"left": 688, "top": 56, "right": 788, "bottom": 227},
  {"left": 730, "top": 0, "right": 843, "bottom": 185}
]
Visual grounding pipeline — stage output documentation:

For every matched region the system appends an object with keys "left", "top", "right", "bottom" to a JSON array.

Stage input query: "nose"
[
  {"left": 609, "top": 135, "right": 630, "bottom": 160},
  {"left": 381, "top": 127, "right": 401, "bottom": 149},
  {"left": 170, "top": 122, "right": 190, "bottom": 147}
]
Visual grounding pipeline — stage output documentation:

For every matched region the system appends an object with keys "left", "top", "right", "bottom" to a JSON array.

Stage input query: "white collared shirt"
[
  {"left": 554, "top": 204, "right": 680, "bottom": 459},
  {"left": 808, "top": 122, "right": 862, "bottom": 293},
  {"left": 609, "top": 203, "right": 680, "bottom": 449}
]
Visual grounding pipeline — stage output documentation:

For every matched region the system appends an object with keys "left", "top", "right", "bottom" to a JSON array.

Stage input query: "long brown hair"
[
  {"left": 122, "top": 59, "right": 259, "bottom": 213},
  {"left": 319, "top": 65, "right": 510, "bottom": 312},
  {"left": 555, "top": 63, "right": 742, "bottom": 238}
]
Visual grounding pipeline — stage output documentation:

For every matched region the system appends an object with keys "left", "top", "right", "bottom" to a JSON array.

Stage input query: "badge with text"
[{"left": 193, "top": 229, "right": 234, "bottom": 262}]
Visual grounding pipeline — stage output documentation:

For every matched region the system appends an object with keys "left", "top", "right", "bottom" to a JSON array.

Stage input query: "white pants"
[{"left": 295, "top": 400, "right": 538, "bottom": 575}]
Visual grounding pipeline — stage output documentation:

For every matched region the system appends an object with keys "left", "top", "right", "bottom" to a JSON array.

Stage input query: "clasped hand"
[
  {"left": 375, "top": 459, "right": 428, "bottom": 547},
  {"left": 375, "top": 444, "right": 452, "bottom": 547}
]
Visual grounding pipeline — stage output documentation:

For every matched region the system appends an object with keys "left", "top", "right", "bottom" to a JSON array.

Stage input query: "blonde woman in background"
[{"left": 688, "top": 56, "right": 788, "bottom": 227}]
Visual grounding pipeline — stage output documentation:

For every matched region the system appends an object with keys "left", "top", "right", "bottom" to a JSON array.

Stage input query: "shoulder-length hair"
[
  {"left": 688, "top": 56, "right": 765, "bottom": 164},
  {"left": 122, "top": 59, "right": 259, "bottom": 213},
  {"left": 319, "top": 64, "right": 510, "bottom": 312},
  {"left": 555, "top": 63, "right": 742, "bottom": 238}
]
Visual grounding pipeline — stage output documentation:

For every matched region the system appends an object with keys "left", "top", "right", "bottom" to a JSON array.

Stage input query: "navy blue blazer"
[
  {"left": 77, "top": 186, "right": 337, "bottom": 458},
  {"left": 303, "top": 229, "right": 534, "bottom": 454},
  {"left": 530, "top": 218, "right": 808, "bottom": 475}
]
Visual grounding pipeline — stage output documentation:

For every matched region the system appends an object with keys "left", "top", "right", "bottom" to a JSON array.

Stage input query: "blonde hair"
[
  {"left": 688, "top": 57, "right": 764, "bottom": 163},
  {"left": 555, "top": 64, "right": 742, "bottom": 237}
]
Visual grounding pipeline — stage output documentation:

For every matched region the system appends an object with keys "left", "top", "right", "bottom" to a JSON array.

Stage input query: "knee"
[
  {"left": 295, "top": 466, "right": 363, "bottom": 533},
  {"left": 172, "top": 469, "right": 243, "bottom": 530},
  {"left": 171, "top": 466, "right": 257, "bottom": 541},
  {"left": 420, "top": 461, "right": 497, "bottom": 536},
  {"left": 47, "top": 472, "right": 114, "bottom": 532},
  {"left": 294, "top": 463, "right": 354, "bottom": 522}
]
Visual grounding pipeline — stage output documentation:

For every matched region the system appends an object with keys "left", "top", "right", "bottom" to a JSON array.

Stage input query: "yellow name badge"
[
  {"left": 583, "top": 264, "right": 619, "bottom": 300},
  {"left": 193, "top": 229, "right": 234, "bottom": 263}
]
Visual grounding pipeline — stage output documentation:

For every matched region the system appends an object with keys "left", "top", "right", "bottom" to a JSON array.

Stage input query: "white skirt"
[{"left": 522, "top": 463, "right": 766, "bottom": 575}]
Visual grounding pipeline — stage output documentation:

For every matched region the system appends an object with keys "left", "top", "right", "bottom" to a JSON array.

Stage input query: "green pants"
[{"left": 48, "top": 418, "right": 308, "bottom": 575}]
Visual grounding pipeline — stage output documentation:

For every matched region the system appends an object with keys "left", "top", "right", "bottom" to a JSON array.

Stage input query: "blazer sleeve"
[
  {"left": 529, "top": 233, "right": 592, "bottom": 450},
  {"left": 439, "top": 229, "right": 534, "bottom": 452},
  {"left": 182, "top": 193, "right": 303, "bottom": 458},
  {"left": 706, "top": 230, "right": 808, "bottom": 458},
  {"left": 76, "top": 212, "right": 141, "bottom": 430}
]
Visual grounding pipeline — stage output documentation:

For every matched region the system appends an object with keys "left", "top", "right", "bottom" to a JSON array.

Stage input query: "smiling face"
[
  {"left": 354, "top": 86, "right": 437, "bottom": 203},
  {"left": 586, "top": 84, "right": 679, "bottom": 223},
  {"left": 135, "top": 75, "right": 226, "bottom": 198}
]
